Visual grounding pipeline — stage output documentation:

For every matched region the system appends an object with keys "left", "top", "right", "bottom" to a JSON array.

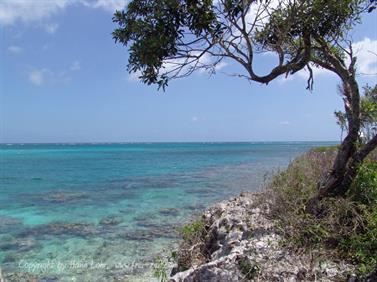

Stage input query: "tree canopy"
[{"left": 113, "top": 0, "right": 371, "bottom": 89}]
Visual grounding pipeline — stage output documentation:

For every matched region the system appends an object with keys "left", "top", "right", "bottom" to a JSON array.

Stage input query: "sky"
[{"left": 1, "top": 0, "right": 377, "bottom": 143}]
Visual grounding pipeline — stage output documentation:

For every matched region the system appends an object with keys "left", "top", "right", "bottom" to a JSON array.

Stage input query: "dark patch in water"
[
  {"left": 16, "top": 188, "right": 139, "bottom": 212},
  {"left": 182, "top": 203, "right": 206, "bottom": 211},
  {"left": 133, "top": 213, "right": 155, "bottom": 221},
  {"left": 0, "top": 216, "right": 24, "bottom": 234},
  {"left": 113, "top": 190, "right": 139, "bottom": 200},
  {"left": 135, "top": 219, "right": 160, "bottom": 229},
  {"left": 89, "top": 186, "right": 139, "bottom": 202},
  {"left": 119, "top": 231, "right": 154, "bottom": 242},
  {"left": 0, "top": 176, "right": 19, "bottom": 181},
  {"left": 19, "top": 222, "right": 98, "bottom": 238},
  {"left": 151, "top": 226, "right": 179, "bottom": 239},
  {"left": 0, "top": 237, "right": 40, "bottom": 252},
  {"left": 185, "top": 188, "right": 216, "bottom": 197},
  {"left": 39, "top": 191, "right": 89, "bottom": 203},
  {"left": 159, "top": 208, "right": 180, "bottom": 217},
  {"left": 31, "top": 177, "right": 43, "bottom": 181},
  {"left": 38, "top": 276, "right": 60, "bottom": 282},
  {"left": 0, "top": 216, "right": 23, "bottom": 227},
  {"left": 15, "top": 190, "right": 90, "bottom": 207},
  {"left": 99, "top": 215, "right": 123, "bottom": 226},
  {"left": 125, "top": 177, "right": 178, "bottom": 190},
  {"left": 107, "top": 178, "right": 172, "bottom": 191},
  {"left": 205, "top": 182, "right": 224, "bottom": 189},
  {"left": 119, "top": 208, "right": 136, "bottom": 214},
  {"left": 119, "top": 225, "right": 179, "bottom": 241}
]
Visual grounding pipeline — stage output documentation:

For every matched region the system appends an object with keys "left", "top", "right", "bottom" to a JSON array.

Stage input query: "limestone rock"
[{"left": 170, "top": 193, "right": 357, "bottom": 282}]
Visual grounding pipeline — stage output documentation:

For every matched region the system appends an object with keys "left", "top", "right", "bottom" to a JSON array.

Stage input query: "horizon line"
[{"left": 0, "top": 140, "right": 340, "bottom": 145}]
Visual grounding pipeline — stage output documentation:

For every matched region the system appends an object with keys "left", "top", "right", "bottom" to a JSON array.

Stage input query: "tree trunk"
[
  {"left": 309, "top": 133, "right": 377, "bottom": 209},
  {"left": 307, "top": 75, "right": 362, "bottom": 212},
  {"left": 305, "top": 40, "right": 377, "bottom": 214}
]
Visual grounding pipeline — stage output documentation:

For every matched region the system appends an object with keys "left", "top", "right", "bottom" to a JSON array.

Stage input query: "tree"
[
  {"left": 113, "top": 0, "right": 377, "bottom": 205},
  {"left": 335, "top": 84, "right": 377, "bottom": 142}
]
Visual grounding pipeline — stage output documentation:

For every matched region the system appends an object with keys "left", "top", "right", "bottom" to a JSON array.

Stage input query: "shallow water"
[{"left": 0, "top": 142, "right": 335, "bottom": 281}]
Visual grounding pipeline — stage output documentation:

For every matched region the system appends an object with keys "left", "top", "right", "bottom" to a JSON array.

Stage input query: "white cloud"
[
  {"left": 191, "top": 116, "right": 198, "bottom": 122},
  {"left": 245, "top": 0, "right": 280, "bottom": 27},
  {"left": 0, "top": 0, "right": 127, "bottom": 26},
  {"left": 44, "top": 22, "right": 59, "bottom": 34},
  {"left": 70, "top": 60, "right": 81, "bottom": 71},
  {"left": 28, "top": 68, "right": 70, "bottom": 85},
  {"left": 352, "top": 38, "right": 377, "bottom": 75},
  {"left": 214, "top": 61, "right": 228, "bottom": 71},
  {"left": 91, "top": 0, "right": 127, "bottom": 12},
  {"left": 29, "top": 70, "right": 45, "bottom": 85},
  {"left": 279, "top": 121, "right": 291, "bottom": 126},
  {"left": 0, "top": 0, "right": 71, "bottom": 26},
  {"left": 28, "top": 61, "right": 80, "bottom": 86},
  {"left": 8, "top": 45, "right": 23, "bottom": 53}
]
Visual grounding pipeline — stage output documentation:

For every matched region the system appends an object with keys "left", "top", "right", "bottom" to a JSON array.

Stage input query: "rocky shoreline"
[{"left": 169, "top": 192, "right": 361, "bottom": 282}]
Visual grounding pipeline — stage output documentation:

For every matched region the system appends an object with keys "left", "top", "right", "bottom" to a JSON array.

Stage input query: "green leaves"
[
  {"left": 113, "top": 0, "right": 181, "bottom": 85},
  {"left": 113, "top": 0, "right": 371, "bottom": 89},
  {"left": 112, "top": 0, "right": 217, "bottom": 88},
  {"left": 256, "top": 0, "right": 369, "bottom": 52}
]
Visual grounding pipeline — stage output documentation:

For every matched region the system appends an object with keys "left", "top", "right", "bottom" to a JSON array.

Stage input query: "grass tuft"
[{"left": 174, "top": 218, "right": 209, "bottom": 272}]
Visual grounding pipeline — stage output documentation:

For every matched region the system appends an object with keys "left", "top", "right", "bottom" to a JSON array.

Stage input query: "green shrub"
[
  {"left": 178, "top": 219, "right": 205, "bottom": 241},
  {"left": 268, "top": 147, "right": 377, "bottom": 275},
  {"left": 342, "top": 161, "right": 377, "bottom": 273},
  {"left": 340, "top": 208, "right": 377, "bottom": 274},
  {"left": 174, "top": 218, "right": 208, "bottom": 272},
  {"left": 348, "top": 161, "right": 377, "bottom": 206}
]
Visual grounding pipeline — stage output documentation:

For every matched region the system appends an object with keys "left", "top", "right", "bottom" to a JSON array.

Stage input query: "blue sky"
[{"left": 1, "top": 0, "right": 377, "bottom": 143}]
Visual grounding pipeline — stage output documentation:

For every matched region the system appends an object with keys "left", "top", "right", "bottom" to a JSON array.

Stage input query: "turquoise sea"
[{"left": 0, "top": 142, "right": 335, "bottom": 281}]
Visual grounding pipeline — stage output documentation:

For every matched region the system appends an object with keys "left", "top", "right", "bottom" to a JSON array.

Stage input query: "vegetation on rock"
[{"left": 268, "top": 147, "right": 377, "bottom": 275}]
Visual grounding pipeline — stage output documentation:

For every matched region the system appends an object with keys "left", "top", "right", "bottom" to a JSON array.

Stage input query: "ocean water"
[{"left": 0, "top": 142, "right": 335, "bottom": 281}]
